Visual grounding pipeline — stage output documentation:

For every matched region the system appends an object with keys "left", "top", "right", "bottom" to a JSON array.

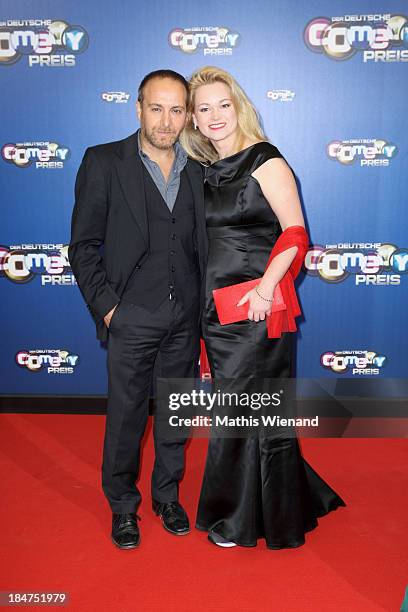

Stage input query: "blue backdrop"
[{"left": 1, "top": 0, "right": 407, "bottom": 396}]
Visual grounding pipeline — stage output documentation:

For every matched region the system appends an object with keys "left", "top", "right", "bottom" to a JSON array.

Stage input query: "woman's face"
[{"left": 193, "top": 82, "right": 238, "bottom": 144}]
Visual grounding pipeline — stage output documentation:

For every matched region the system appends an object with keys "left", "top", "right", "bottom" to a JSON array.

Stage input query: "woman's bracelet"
[{"left": 255, "top": 286, "right": 274, "bottom": 302}]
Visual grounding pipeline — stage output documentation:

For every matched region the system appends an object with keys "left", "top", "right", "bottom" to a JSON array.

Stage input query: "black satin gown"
[{"left": 196, "top": 142, "right": 345, "bottom": 548}]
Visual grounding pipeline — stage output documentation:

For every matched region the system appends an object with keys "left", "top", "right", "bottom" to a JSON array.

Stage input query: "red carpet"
[{"left": 0, "top": 413, "right": 407, "bottom": 611}]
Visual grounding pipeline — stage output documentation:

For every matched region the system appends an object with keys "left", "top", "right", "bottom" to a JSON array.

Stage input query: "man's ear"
[{"left": 136, "top": 100, "right": 142, "bottom": 121}]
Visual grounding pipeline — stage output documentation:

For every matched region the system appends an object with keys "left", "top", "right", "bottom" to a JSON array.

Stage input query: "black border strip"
[
  {"left": 0, "top": 395, "right": 107, "bottom": 414},
  {"left": 1, "top": 395, "right": 407, "bottom": 417}
]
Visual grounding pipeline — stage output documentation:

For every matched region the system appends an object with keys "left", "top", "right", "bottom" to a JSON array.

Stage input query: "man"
[{"left": 69, "top": 70, "right": 207, "bottom": 549}]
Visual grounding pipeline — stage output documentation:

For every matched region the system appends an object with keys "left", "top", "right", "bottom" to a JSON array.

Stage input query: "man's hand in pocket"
[{"left": 104, "top": 304, "right": 119, "bottom": 328}]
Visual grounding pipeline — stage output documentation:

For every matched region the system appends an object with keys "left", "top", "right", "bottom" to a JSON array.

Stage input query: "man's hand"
[{"left": 104, "top": 304, "right": 119, "bottom": 328}]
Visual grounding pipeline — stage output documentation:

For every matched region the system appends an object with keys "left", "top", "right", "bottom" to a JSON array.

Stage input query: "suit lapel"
[
  {"left": 185, "top": 160, "right": 208, "bottom": 278},
  {"left": 115, "top": 132, "right": 149, "bottom": 247},
  {"left": 115, "top": 134, "right": 207, "bottom": 271}
]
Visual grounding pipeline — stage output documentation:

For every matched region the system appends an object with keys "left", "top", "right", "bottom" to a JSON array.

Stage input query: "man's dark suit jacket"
[{"left": 69, "top": 131, "right": 208, "bottom": 342}]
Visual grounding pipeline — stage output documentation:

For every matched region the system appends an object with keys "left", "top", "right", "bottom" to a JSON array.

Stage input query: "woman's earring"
[{"left": 193, "top": 121, "right": 198, "bottom": 130}]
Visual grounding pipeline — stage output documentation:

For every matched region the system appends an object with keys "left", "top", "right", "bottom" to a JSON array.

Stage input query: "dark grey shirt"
[{"left": 137, "top": 129, "right": 188, "bottom": 212}]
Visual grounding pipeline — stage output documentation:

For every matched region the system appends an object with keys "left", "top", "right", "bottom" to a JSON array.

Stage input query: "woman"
[{"left": 181, "top": 66, "right": 345, "bottom": 549}]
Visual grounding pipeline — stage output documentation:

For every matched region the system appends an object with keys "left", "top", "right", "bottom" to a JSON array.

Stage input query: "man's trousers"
[{"left": 102, "top": 297, "right": 200, "bottom": 514}]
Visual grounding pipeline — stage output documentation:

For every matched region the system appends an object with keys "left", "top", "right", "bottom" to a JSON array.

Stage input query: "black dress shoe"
[
  {"left": 152, "top": 500, "right": 190, "bottom": 535},
  {"left": 111, "top": 513, "right": 141, "bottom": 549}
]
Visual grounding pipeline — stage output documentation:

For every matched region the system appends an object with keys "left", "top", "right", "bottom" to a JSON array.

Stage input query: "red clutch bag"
[{"left": 213, "top": 279, "right": 286, "bottom": 325}]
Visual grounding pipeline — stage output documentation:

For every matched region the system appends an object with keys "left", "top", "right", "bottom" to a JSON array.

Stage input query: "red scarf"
[
  {"left": 199, "top": 225, "right": 309, "bottom": 377},
  {"left": 265, "top": 225, "right": 309, "bottom": 338}
]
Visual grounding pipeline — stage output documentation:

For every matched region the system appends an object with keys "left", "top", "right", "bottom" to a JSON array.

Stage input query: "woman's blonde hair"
[{"left": 180, "top": 66, "right": 266, "bottom": 164}]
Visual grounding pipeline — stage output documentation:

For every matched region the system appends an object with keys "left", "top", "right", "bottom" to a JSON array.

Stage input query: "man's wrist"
[
  {"left": 104, "top": 303, "right": 119, "bottom": 319},
  {"left": 93, "top": 286, "right": 121, "bottom": 320}
]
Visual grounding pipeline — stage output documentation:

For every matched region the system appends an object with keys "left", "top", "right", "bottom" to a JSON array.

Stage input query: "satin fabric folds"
[{"left": 197, "top": 142, "right": 345, "bottom": 548}]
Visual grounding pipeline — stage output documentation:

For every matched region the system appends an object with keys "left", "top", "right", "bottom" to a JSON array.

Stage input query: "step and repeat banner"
[{"left": 1, "top": 1, "right": 407, "bottom": 397}]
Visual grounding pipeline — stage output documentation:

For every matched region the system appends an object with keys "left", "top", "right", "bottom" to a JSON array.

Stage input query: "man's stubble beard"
[{"left": 142, "top": 126, "right": 179, "bottom": 151}]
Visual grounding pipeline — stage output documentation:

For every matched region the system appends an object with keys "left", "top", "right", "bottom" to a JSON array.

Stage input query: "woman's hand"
[{"left": 236, "top": 286, "right": 273, "bottom": 322}]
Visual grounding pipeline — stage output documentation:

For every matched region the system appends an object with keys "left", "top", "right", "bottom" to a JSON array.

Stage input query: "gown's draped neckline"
[{"left": 204, "top": 142, "right": 276, "bottom": 187}]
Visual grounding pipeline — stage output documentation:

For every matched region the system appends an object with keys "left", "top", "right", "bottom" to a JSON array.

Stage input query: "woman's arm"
[
  {"left": 253, "top": 157, "right": 305, "bottom": 296},
  {"left": 237, "top": 157, "right": 305, "bottom": 321}
]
